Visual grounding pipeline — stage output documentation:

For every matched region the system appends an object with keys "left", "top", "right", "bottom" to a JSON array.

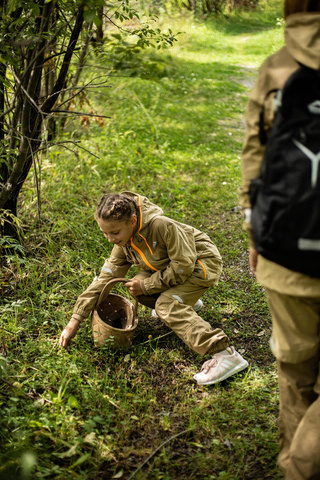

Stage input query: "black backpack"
[{"left": 250, "top": 65, "right": 320, "bottom": 277}]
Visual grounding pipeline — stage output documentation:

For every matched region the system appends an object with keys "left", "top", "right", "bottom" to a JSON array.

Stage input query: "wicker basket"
[{"left": 92, "top": 278, "right": 138, "bottom": 348}]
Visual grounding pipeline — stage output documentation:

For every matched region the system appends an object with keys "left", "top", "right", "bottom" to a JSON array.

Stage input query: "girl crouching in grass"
[{"left": 59, "top": 191, "right": 248, "bottom": 385}]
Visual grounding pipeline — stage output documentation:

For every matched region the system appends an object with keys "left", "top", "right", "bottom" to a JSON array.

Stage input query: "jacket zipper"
[
  {"left": 130, "top": 238, "right": 158, "bottom": 272},
  {"left": 197, "top": 259, "right": 207, "bottom": 278}
]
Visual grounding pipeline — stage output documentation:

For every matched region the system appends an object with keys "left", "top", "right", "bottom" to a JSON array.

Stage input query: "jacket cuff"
[
  {"left": 71, "top": 313, "right": 86, "bottom": 323},
  {"left": 141, "top": 280, "right": 148, "bottom": 296}
]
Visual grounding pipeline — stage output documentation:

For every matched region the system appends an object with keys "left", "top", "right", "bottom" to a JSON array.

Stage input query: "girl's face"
[{"left": 97, "top": 215, "right": 138, "bottom": 247}]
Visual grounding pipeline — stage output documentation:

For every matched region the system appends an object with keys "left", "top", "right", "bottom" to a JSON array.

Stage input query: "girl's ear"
[{"left": 131, "top": 214, "right": 137, "bottom": 226}]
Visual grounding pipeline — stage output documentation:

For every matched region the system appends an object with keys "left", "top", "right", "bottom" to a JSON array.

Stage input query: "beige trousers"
[
  {"left": 266, "top": 289, "right": 320, "bottom": 480},
  {"left": 135, "top": 268, "right": 229, "bottom": 356}
]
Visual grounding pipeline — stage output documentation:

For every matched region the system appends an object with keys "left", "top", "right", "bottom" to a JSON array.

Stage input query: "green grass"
[{"left": 1, "top": 2, "right": 285, "bottom": 479}]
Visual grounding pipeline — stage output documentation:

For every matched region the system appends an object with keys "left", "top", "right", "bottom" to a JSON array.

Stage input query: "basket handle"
[{"left": 96, "top": 277, "right": 138, "bottom": 326}]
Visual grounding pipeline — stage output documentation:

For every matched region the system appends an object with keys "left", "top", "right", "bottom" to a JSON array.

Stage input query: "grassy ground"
[{"left": 1, "top": 3, "right": 285, "bottom": 479}]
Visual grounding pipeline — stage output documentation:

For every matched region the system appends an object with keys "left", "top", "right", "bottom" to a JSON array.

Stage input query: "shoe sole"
[{"left": 194, "top": 360, "right": 249, "bottom": 386}]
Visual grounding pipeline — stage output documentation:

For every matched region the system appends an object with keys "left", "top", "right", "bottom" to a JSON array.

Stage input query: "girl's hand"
[
  {"left": 249, "top": 246, "right": 258, "bottom": 276},
  {"left": 125, "top": 279, "right": 143, "bottom": 297},
  {"left": 59, "top": 318, "right": 80, "bottom": 348}
]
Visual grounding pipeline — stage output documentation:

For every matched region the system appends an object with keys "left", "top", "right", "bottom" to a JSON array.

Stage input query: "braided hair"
[{"left": 95, "top": 193, "right": 139, "bottom": 223}]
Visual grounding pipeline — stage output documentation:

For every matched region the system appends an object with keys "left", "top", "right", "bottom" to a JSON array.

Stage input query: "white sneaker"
[
  {"left": 151, "top": 309, "right": 158, "bottom": 318},
  {"left": 151, "top": 299, "right": 203, "bottom": 318},
  {"left": 193, "top": 347, "right": 249, "bottom": 386},
  {"left": 193, "top": 298, "right": 203, "bottom": 312}
]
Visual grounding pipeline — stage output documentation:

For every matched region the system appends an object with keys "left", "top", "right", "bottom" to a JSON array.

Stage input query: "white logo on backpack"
[
  {"left": 308, "top": 100, "right": 320, "bottom": 115},
  {"left": 293, "top": 139, "right": 320, "bottom": 188}
]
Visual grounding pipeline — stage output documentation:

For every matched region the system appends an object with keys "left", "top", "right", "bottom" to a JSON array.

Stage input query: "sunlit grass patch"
[{"left": 0, "top": 3, "right": 286, "bottom": 479}]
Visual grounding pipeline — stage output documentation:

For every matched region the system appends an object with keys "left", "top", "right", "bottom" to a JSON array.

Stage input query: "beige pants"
[
  {"left": 135, "top": 267, "right": 229, "bottom": 356},
  {"left": 266, "top": 289, "right": 320, "bottom": 480}
]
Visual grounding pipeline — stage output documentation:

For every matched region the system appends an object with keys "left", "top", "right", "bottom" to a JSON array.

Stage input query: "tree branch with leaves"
[{"left": 0, "top": 0, "right": 177, "bottom": 245}]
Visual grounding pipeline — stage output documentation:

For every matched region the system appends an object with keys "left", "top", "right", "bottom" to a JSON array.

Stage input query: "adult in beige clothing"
[
  {"left": 240, "top": 1, "right": 320, "bottom": 478},
  {"left": 59, "top": 192, "right": 248, "bottom": 385}
]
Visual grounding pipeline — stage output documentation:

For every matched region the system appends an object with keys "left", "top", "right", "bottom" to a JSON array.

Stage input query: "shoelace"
[{"left": 201, "top": 357, "right": 218, "bottom": 374}]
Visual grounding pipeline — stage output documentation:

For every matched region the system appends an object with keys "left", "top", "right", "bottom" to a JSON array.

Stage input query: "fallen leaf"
[{"left": 112, "top": 471, "right": 124, "bottom": 479}]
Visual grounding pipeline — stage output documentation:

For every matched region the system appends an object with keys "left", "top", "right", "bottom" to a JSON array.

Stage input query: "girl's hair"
[
  {"left": 95, "top": 193, "right": 138, "bottom": 222},
  {"left": 284, "top": 0, "right": 320, "bottom": 18}
]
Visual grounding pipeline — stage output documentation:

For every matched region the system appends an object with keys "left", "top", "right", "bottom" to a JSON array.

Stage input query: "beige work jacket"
[
  {"left": 72, "top": 192, "right": 222, "bottom": 321},
  {"left": 240, "top": 12, "right": 320, "bottom": 297}
]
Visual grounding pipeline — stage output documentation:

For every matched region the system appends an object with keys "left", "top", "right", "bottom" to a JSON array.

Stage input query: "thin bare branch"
[
  {"left": 15, "top": 21, "right": 71, "bottom": 103},
  {"left": 128, "top": 429, "right": 191, "bottom": 480},
  {"left": 72, "top": 25, "right": 92, "bottom": 88},
  {"left": 42, "top": 7, "right": 85, "bottom": 113},
  {"left": 57, "top": 3, "right": 75, "bottom": 35},
  {"left": 11, "top": 70, "right": 47, "bottom": 119},
  {"left": 38, "top": 140, "right": 100, "bottom": 159},
  {"left": 42, "top": 48, "right": 81, "bottom": 65},
  {"left": 31, "top": 144, "right": 41, "bottom": 219},
  {"left": 44, "top": 76, "right": 112, "bottom": 109},
  {"left": 51, "top": 110, "right": 110, "bottom": 118}
]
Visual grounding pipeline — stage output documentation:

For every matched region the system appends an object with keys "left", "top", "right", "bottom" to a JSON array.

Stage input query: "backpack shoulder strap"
[
  {"left": 258, "top": 88, "right": 278, "bottom": 145},
  {"left": 257, "top": 63, "right": 318, "bottom": 145}
]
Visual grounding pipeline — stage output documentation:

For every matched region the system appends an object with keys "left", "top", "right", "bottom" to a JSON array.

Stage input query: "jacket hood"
[
  {"left": 121, "top": 191, "right": 163, "bottom": 232},
  {"left": 285, "top": 13, "right": 320, "bottom": 69}
]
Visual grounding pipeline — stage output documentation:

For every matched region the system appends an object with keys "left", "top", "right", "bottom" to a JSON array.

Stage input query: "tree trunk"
[
  {"left": 95, "top": 6, "right": 104, "bottom": 44},
  {"left": 0, "top": 63, "right": 6, "bottom": 187},
  {"left": 0, "top": 4, "right": 84, "bottom": 241}
]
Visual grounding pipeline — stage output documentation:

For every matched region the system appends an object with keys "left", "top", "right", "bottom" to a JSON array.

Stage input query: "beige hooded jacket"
[
  {"left": 240, "top": 12, "right": 320, "bottom": 296},
  {"left": 72, "top": 192, "right": 222, "bottom": 321}
]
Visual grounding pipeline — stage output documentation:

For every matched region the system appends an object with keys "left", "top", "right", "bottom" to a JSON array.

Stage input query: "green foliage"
[
  {"left": 0, "top": 0, "right": 179, "bottom": 240},
  {"left": 135, "top": 0, "right": 261, "bottom": 16},
  {"left": 0, "top": 4, "right": 285, "bottom": 479}
]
